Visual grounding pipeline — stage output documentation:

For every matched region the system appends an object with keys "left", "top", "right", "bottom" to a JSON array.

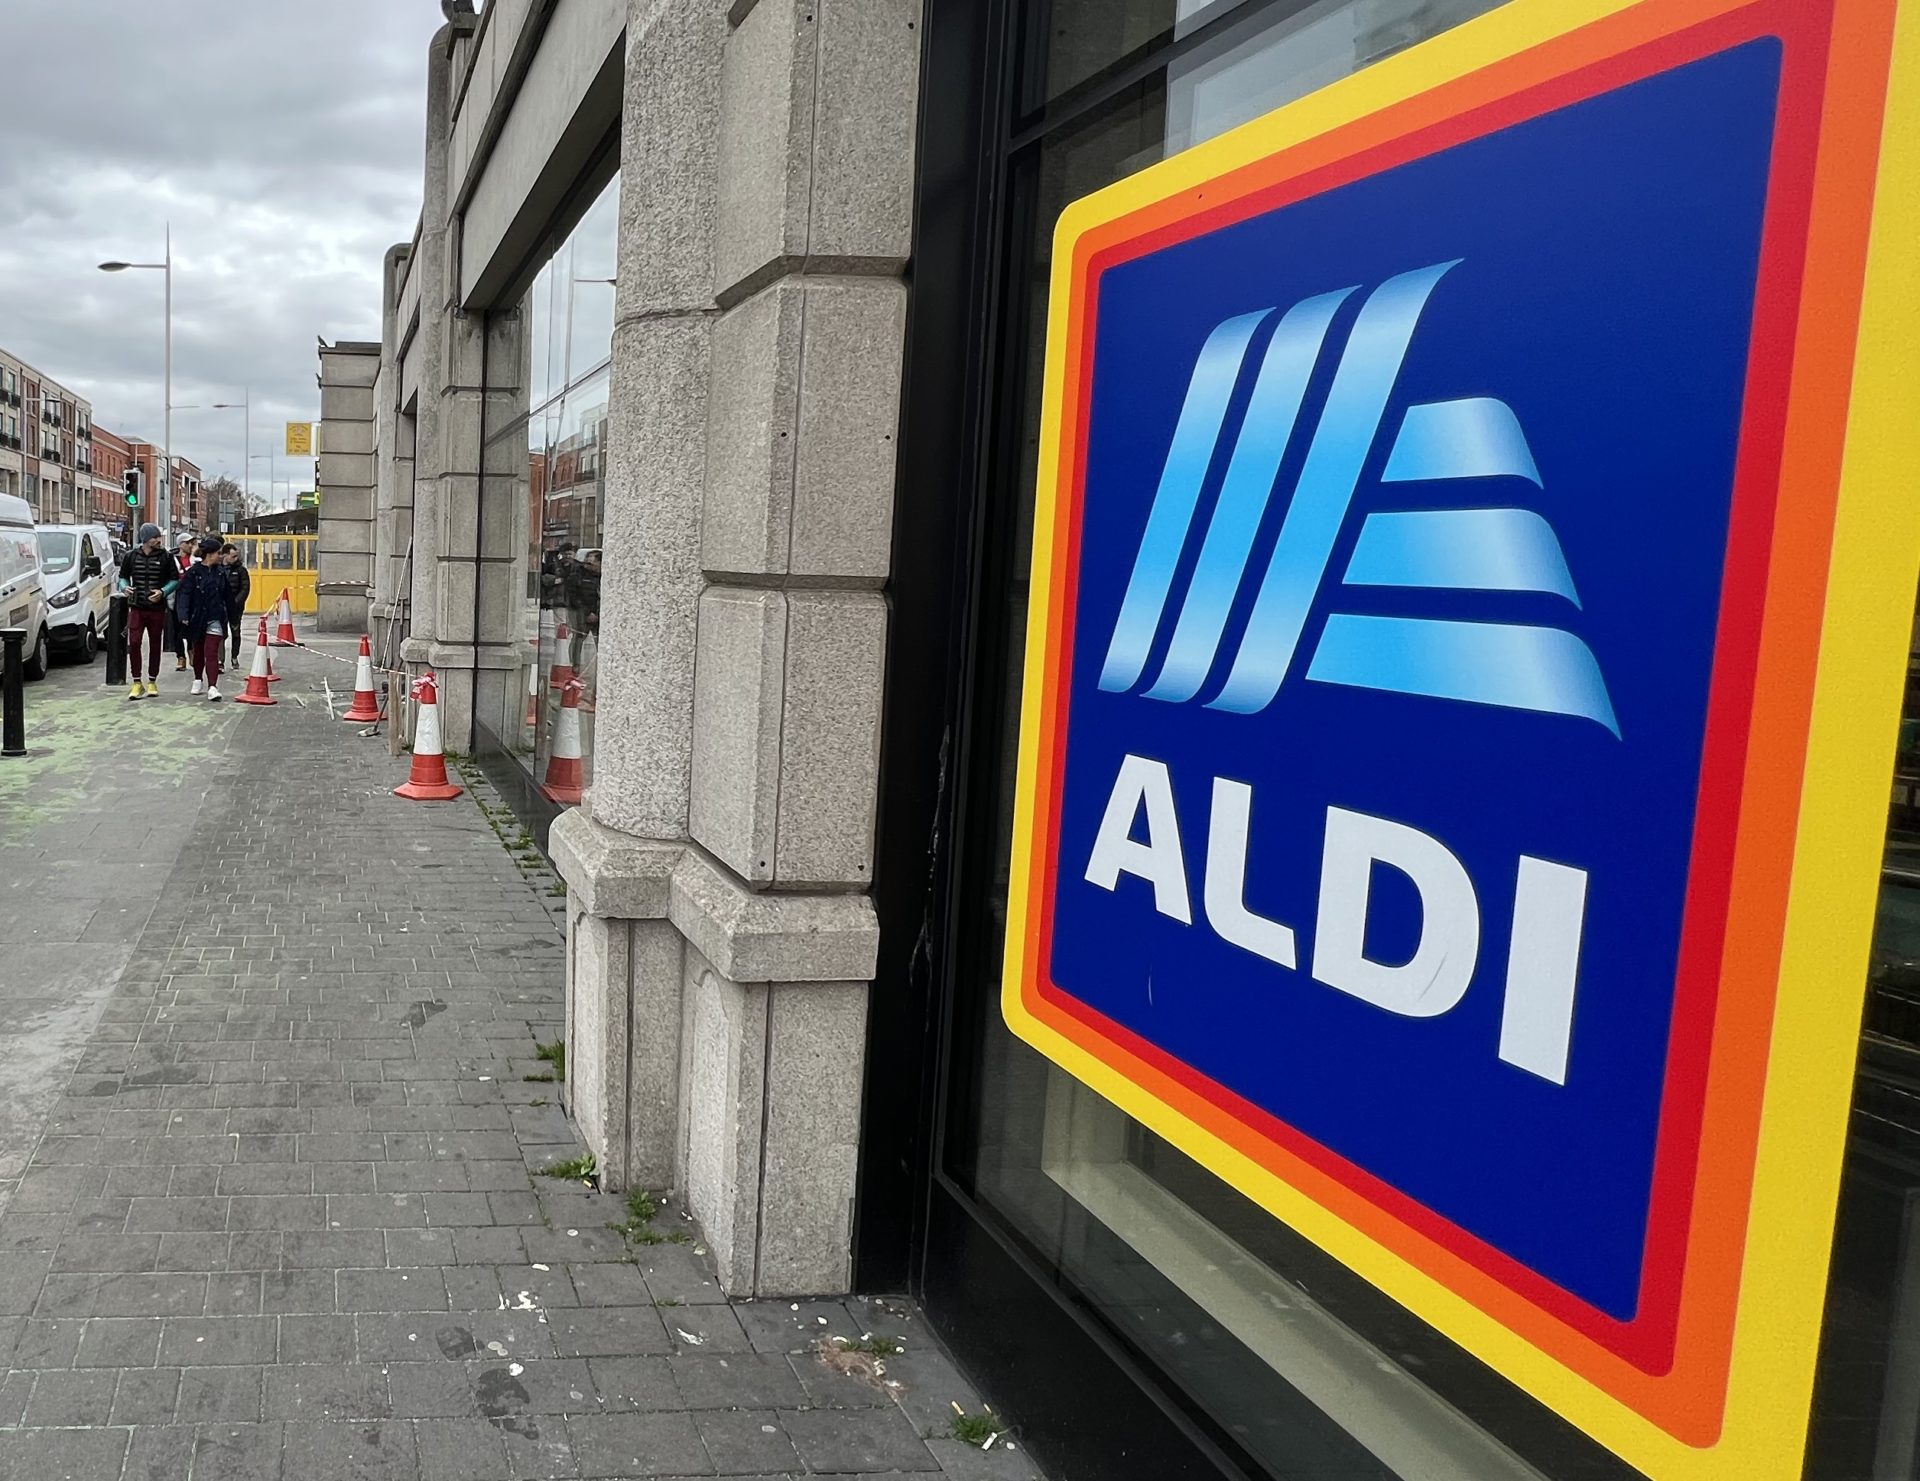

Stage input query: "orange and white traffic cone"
[
  {"left": 549, "top": 623, "right": 575, "bottom": 692},
  {"left": 234, "top": 617, "right": 278, "bottom": 707},
  {"left": 541, "top": 679, "right": 586, "bottom": 805},
  {"left": 341, "top": 634, "right": 382, "bottom": 723},
  {"left": 271, "top": 590, "right": 297, "bottom": 646},
  {"left": 396, "top": 671, "right": 463, "bottom": 801},
  {"left": 264, "top": 643, "right": 282, "bottom": 684},
  {"left": 524, "top": 647, "right": 541, "bottom": 731}
]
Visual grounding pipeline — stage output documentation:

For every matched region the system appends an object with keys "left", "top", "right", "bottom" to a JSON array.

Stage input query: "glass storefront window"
[
  {"left": 1030, "top": 0, "right": 1253, "bottom": 109},
  {"left": 476, "top": 171, "right": 619, "bottom": 806},
  {"left": 941, "top": 4, "right": 1670, "bottom": 1479}
]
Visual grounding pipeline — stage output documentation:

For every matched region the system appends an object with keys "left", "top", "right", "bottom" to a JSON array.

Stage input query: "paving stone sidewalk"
[{"left": 0, "top": 639, "right": 1039, "bottom": 1481}]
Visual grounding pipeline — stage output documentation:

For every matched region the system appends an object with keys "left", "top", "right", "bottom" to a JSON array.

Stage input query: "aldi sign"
[{"left": 1001, "top": 1, "right": 1918, "bottom": 1476}]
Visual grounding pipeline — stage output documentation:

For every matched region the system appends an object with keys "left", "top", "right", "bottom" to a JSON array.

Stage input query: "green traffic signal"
[{"left": 124, "top": 491, "right": 140, "bottom": 506}]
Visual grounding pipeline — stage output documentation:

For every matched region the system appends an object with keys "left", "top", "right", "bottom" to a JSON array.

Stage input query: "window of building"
[
  {"left": 899, "top": 3, "right": 1920, "bottom": 1478},
  {"left": 905, "top": 3, "right": 1787, "bottom": 1479},
  {"left": 474, "top": 168, "right": 619, "bottom": 822}
]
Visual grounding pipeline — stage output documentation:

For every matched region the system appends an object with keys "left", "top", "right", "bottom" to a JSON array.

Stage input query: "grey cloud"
[{"left": 0, "top": 0, "right": 446, "bottom": 508}]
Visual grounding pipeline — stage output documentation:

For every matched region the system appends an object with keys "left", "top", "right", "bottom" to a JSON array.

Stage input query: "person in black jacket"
[
  {"left": 564, "top": 549, "right": 601, "bottom": 671},
  {"left": 220, "top": 544, "right": 251, "bottom": 666},
  {"left": 116, "top": 523, "right": 178, "bottom": 700},
  {"left": 178, "top": 536, "right": 234, "bottom": 700},
  {"left": 166, "top": 535, "right": 196, "bottom": 671}
]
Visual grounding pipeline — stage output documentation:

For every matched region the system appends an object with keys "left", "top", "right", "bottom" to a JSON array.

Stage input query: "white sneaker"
[
  {"left": 207, "top": 686, "right": 223, "bottom": 702},
  {"left": 189, "top": 679, "right": 205, "bottom": 695}
]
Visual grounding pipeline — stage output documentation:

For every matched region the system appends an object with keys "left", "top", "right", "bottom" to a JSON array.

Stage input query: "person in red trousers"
[
  {"left": 116, "top": 523, "right": 177, "bottom": 700},
  {"left": 176, "top": 535, "right": 234, "bottom": 701}
]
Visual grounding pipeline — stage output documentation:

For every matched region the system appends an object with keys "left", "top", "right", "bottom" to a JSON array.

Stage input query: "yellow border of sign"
[{"left": 1000, "top": 0, "right": 1920, "bottom": 1476}]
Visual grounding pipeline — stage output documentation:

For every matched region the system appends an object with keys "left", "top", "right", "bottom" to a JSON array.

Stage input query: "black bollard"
[
  {"left": 1, "top": 629, "right": 24, "bottom": 758},
  {"left": 106, "top": 594, "right": 128, "bottom": 687}
]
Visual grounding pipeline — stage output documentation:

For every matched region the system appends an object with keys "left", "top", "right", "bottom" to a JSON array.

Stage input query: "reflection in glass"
[
  {"left": 567, "top": 182, "right": 619, "bottom": 388},
  {"left": 477, "top": 172, "right": 620, "bottom": 799},
  {"left": 1164, "top": 0, "right": 1503, "bottom": 154},
  {"left": 528, "top": 260, "right": 555, "bottom": 417}
]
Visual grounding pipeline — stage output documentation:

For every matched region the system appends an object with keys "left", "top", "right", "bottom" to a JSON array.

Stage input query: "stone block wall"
[
  {"left": 554, "top": 0, "right": 920, "bottom": 1306},
  {"left": 316, "top": 342, "right": 380, "bottom": 632}
]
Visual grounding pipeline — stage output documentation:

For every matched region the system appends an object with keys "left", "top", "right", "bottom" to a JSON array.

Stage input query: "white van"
[
  {"left": 36, "top": 522, "right": 114, "bottom": 663},
  {"left": 0, "top": 495, "right": 49, "bottom": 679}
]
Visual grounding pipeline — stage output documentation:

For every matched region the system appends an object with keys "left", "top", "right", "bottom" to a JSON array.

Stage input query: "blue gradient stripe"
[
  {"left": 1306, "top": 613, "right": 1620, "bottom": 734},
  {"left": 1210, "top": 261, "right": 1461, "bottom": 714},
  {"left": 1343, "top": 507, "right": 1581, "bottom": 603},
  {"left": 1383, "top": 397, "right": 1543, "bottom": 485},
  {"left": 1098, "top": 309, "right": 1274, "bottom": 694},
  {"left": 1143, "top": 288, "right": 1355, "bottom": 702}
]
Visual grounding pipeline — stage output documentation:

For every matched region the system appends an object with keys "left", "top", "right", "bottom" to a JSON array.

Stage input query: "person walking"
[
  {"left": 565, "top": 548, "right": 601, "bottom": 673},
  {"left": 220, "top": 543, "right": 251, "bottom": 667},
  {"left": 117, "top": 523, "right": 177, "bottom": 700},
  {"left": 177, "top": 535, "right": 233, "bottom": 701},
  {"left": 166, "top": 535, "right": 197, "bottom": 672}
]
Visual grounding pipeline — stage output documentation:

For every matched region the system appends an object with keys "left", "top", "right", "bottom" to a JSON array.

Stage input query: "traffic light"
[{"left": 123, "top": 466, "right": 142, "bottom": 508}]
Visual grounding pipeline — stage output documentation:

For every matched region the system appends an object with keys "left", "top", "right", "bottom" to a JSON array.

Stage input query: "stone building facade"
[
  {"left": 315, "top": 341, "right": 379, "bottom": 630},
  {"left": 322, "top": 4, "right": 1920, "bottom": 1480},
  {"left": 325, "top": 0, "right": 914, "bottom": 1301}
]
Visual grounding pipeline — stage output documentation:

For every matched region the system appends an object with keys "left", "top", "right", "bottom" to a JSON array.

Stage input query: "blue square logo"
[{"left": 1048, "top": 38, "right": 1783, "bottom": 1320}]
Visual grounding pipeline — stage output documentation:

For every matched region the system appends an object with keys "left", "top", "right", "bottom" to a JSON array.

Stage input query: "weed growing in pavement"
[
  {"left": 534, "top": 1041, "right": 566, "bottom": 1082},
  {"left": 539, "top": 1151, "right": 597, "bottom": 1184},
  {"left": 612, "top": 1188, "right": 662, "bottom": 1243},
  {"left": 834, "top": 1333, "right": 905, "bottom": 1357},
  {"left": 523, "top": 1073, "right": 555, "bottom": 1083},
  {"left": 609, "top": 1187, "right": 694, "bottom": 1247},
  {"left": 948, "top": 1405, "right": 1009, "bottom": 1447}
]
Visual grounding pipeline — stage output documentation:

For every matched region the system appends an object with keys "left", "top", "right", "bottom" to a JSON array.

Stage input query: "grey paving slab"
[{"left": 0, "top": 646, "right": 1038, "bottom": 1481}]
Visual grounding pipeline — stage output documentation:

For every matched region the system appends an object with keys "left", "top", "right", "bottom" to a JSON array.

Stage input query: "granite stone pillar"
[
  {"left": 371, "top": 244, "right": 415, "bottom": 664},
  {"left": 316, "top": 342, "right": 379, "bottom": 632},
  {"left": 554, "top": 0, "right": 919, "bottom": 1299}
]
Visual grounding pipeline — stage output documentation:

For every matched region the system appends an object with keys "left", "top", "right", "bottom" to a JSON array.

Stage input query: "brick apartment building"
[
  {"left": 0, "top": 345, "right": 210, "bottom": 534},
  {"left": 0, "top": 346, "right": 92, "bottom": 523},
  {"left": 126, "top": 439, "right": 203, "bottom": 533},
  {"left": 89, "top": 426, "right": 135, "bottom": 531}
]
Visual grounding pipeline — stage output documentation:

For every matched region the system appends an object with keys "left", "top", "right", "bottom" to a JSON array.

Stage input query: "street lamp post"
[
  {"left": 249, "top": 452, "right": 274, "bottom": 518},
  {"left": 219, "top": 390, "right": 249, "bottom": 527},
  {"left": 180, "top": 390, "right": 250, "bottom": 530},
  {"left": 98, "top": 224, "right": 171, "bottom": 531}
]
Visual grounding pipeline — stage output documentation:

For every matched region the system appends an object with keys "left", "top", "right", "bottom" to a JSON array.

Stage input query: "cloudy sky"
[{"left": 0, "top": 1, "right": 447, "bottom": 510}]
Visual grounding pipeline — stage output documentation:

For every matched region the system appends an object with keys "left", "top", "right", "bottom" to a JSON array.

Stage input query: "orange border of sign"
[{"left": 1000, "top": 0, "right": 1920, "bottom": 1475}]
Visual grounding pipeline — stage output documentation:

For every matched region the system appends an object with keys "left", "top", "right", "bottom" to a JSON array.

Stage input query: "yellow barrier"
[{"left": 228, "top": 534, "right": 317, "bottom": 615}]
